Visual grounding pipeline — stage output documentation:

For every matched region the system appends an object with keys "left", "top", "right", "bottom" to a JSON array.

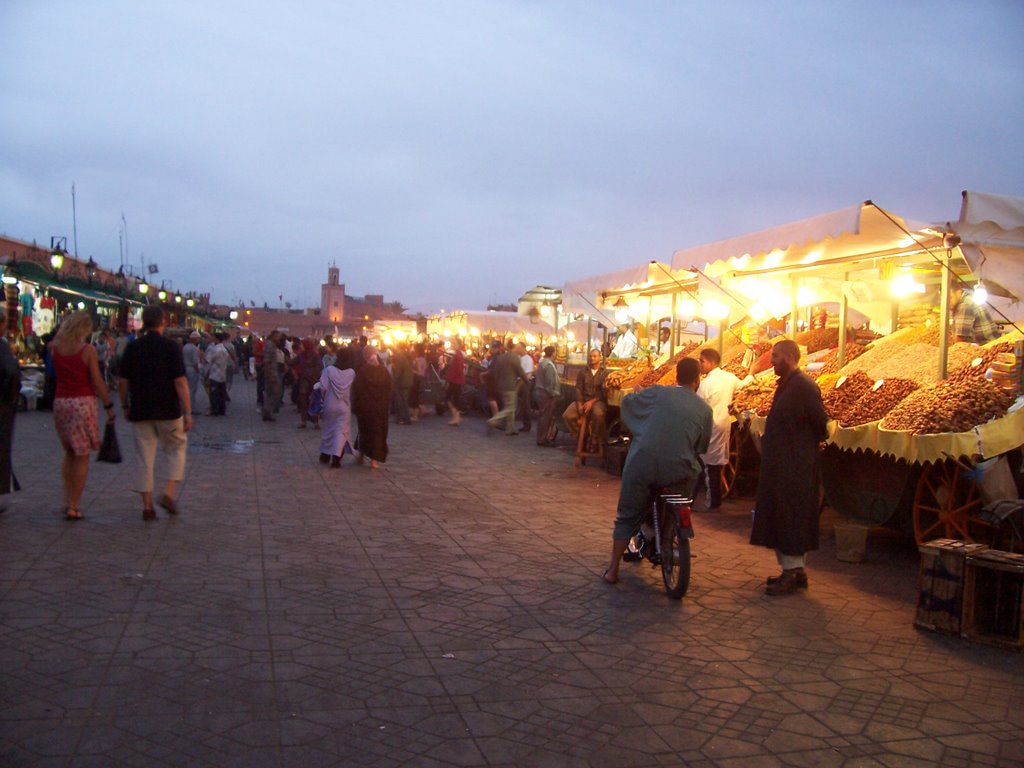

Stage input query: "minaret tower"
[{"left": 320, "top": 262, "right": 346, "bottom": 322}]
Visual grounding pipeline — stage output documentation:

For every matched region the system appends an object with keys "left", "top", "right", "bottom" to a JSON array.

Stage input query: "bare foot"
[
  {"left": 602, "top": 568, "right": 618, "bottom": 585},
  {"left": 370, "top": 460, "right": 380, "bottom": 469}
]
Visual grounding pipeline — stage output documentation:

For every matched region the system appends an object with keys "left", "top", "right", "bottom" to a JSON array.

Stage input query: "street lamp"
[
  {"left": 50, "top": 236, "right": 67, "bottom": 276},
  {"left": 86, "top": 257, "right": 97, "bottom": 285}
]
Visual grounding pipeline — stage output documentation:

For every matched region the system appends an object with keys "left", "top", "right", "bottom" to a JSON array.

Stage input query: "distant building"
[
  {"left": 321, "top": 263, "right": 345, "bottom": 323},
  {"left": 233, "top": 263, "right": 407, "bottom": 338}
]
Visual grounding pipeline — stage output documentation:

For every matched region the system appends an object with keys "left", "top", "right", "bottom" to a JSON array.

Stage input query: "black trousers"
[{"left": 209, "top": 380, "right": 228, "bottom": 415}]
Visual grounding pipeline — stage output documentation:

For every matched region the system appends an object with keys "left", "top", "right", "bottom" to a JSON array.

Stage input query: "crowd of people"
[{"left": 0, "top": 309, "right": 834, "bottom": 598}]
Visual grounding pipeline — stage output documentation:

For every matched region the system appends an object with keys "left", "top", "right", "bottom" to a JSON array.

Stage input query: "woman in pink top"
[{"left": 48, "top": 312, "right": 115, "bottom": 520}]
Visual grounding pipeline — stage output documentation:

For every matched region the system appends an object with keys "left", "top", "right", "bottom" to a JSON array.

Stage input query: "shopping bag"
[
  {"left": 97, "top": 422, "right": 122, "bottom": 463},
  {"left": 308, "top": 387, "right": 323, "bottom": 417}
]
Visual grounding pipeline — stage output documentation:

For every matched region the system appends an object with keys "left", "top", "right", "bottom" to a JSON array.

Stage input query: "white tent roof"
[
  {"left": 434, "top": 310, "right": 554, "bottom": 336},
  {"left": 670, "top": 201, "right": 934, "bottom": 277},
  {"left": 949, "top": 190, "right": 1024, "bottom": 303},
  {"left": 561, "top": 262, "right": 653, "bottom": 318}
]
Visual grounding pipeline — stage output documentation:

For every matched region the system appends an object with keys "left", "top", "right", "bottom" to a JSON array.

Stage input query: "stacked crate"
[{"left": 915, "top": 539, "right": 988, "bottom": 634}]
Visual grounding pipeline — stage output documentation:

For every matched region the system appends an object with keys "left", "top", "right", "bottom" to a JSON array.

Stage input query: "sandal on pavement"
[
  {"left": 65, "top": 509, "right": 84, "bottom": 521},
  {"left": 158, "top": 494, "right": 179, "bottom": 515}
]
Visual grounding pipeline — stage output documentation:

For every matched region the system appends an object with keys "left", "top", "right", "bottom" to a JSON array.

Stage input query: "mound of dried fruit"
[{"left": 879, "top": 379, "right": 1013, "bottom": 434}]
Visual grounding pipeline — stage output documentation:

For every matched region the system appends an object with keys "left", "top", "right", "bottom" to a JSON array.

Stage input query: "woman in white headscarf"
[{"left": 316, "top": 347, "right": 356, "bottom": 468}]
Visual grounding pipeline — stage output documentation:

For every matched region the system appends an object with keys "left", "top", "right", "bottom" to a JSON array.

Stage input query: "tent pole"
[
  {"left": 938, "top": 250, "right": 952, "bottom": 380},
  {"left": 670, "top": 292, "right": 677, "bottom": 358},
  {"left": 837, "top": 274, "right": 850, "bottom": 368}
]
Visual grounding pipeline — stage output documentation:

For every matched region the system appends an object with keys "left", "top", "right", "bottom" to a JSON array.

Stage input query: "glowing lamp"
[{"left": 972, "top": 282, "right": 988, "bottom": 306}]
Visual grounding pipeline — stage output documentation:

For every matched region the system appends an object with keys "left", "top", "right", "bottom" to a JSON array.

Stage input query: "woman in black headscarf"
[{"left": 351, "top": 345, "right": 392, "bottom": 469}]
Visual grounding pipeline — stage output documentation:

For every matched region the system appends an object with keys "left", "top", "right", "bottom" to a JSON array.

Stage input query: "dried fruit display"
[
  {"left": 838, "top": 378, "right": 919, "bottom": 427},
  {"left": 604, "top": 359, "right": 652, "bottom": 391},
  {"left": 627, "top": 342, "right": 698, "bottom": 388},
  {"left": 879, "top": 379, "right": 1013, "bottom": 434},
  {"left": 815, "top": 343, "right": 867, "bottom": 375},
  {"left": 821, "top": 371, "right": 873, "bottom": 420},
  {"left": 795, "top": 327, "right": 839, "bottom": 354},
  {"left": 946, "top": 342, "right": 1015, "bottom": 386},
  {"left": 732, "top": 378, "right": 777, "bottom": 415}
]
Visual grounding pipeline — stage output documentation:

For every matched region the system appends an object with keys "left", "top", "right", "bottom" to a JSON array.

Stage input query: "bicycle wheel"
[{"left": 660, "top": 511, "right": 691, "bottom": 599}]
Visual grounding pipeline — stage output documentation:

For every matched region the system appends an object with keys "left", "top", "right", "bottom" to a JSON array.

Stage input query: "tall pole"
[
  {"left": 121, "top": 212, "right": 128, "bottom": 271},
  {"left": 71, "top": 182, "right": 79, "bottom": 256}
]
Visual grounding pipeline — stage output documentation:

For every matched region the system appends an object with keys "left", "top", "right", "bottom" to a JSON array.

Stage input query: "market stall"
[{"left": 697, "top": 194, "right": 1024, "bottom": 547}]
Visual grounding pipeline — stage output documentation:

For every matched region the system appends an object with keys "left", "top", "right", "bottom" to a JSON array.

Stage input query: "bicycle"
[{"left": 625, "top": 490, "right": 695, "bottom": 599}]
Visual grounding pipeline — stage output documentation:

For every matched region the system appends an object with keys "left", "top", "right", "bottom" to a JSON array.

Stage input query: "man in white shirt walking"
[{"left": 696, "top": 348, "right": 752, "bottom": 512}]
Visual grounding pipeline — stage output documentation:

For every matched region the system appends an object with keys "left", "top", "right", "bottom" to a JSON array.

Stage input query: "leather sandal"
[{"left": 765, "top": 569, "right": 807, "bottom": 595}]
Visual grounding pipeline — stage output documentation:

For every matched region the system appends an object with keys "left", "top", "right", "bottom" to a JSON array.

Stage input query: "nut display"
[
  {"left": 821, "top": 370, "right": 873, "bottom": 420},
  {"left": 815, "top": 343, "right": 867, "bottom": 375},
  {"left": 732, "top": 378, "right": 777, "bottom": 415},
  {"left": 795, "top": 327, "right": 839, "bottom": 354},
  {"left": 880, "top": 378, "right": 1013, "bottom": 434},
  {"left": 946, "top": 341, "right": 1016, "bottom": 386},
  {"left": 642, "top": 342, "right": 700, "bottom": 387},
  {"left": 604, "top": 358, "right": 652, "bottom": 391},
  {"left": 838, "top": 378, "right": 919, "bottom": 427}
]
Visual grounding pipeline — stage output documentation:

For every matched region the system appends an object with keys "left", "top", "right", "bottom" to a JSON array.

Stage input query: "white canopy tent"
[
  {"left": 946, "top": 190, "right": 1024, "bottom": 322},
  {"left": 427, "top": 310, "right": 555, "bottom": 340}
]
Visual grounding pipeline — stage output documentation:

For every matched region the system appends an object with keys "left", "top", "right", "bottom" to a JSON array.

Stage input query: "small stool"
[{"left": 574, "top": 406, "right": 603, "bottom": 467}]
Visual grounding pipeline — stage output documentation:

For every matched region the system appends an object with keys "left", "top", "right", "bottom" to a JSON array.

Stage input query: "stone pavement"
[{"left": 1, "top": 379, "right": 1022, "bottom": 768}]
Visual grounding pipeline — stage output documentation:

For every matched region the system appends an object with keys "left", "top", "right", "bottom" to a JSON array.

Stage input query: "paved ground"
[{"left": 1, "top": 378, "right": 1022, "bottom": 768}]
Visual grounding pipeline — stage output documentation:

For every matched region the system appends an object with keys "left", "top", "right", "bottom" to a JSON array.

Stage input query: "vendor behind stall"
[
  {"left": 609, "top": 323, "right": 639, "bottom": 359},
  {"left": 952, "top": 284, "right": 1001, "bottom": 344}
]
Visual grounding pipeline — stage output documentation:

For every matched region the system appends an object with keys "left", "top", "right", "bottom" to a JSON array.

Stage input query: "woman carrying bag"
[{"left": 48, "top": 312, "right": 116, "bottom": 520}]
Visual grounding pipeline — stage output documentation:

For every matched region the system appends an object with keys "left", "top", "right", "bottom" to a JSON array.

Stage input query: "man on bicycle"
[{"left": 603, "top": 357, "right": 712, "bottom": 584}]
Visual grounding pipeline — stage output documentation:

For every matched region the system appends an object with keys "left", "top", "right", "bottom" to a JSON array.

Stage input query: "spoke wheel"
[
  {"left": 660, "top": 512, "right": 691, "bottom": 599},
  {"left": 912, "top": 459, "right": 988, "bottom": 545},
  {"left": 721, "top": 425, "right": 741, "bottom": 499}
]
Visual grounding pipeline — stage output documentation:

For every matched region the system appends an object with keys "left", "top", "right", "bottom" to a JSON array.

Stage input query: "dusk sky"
[{"left": 2, "top": 1, "right": 1022, "bottom": 314}]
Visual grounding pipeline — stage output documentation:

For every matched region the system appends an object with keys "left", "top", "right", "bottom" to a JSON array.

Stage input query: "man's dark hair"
[
  {"left": 699, "top": 348, "right": 721, "bottom": 365},
  {"left": 543, "top": 345, "right": 555, "bottom": 357},
  {"left": 676, "top": 357, "right": 701, "bottom": 387},
  {"left": 141, "top": 305, "right": 165, "bottom": 330}
]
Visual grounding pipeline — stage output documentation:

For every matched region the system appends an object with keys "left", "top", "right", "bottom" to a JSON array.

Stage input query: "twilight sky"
[{"left": 2, "top": 1, "right": 1022, "bottom": 314}]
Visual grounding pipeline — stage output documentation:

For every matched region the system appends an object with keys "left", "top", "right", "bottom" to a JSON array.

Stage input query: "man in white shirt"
[
  {"left": 609, "top": 323, "right": 639, "bottom": 359},
  {"left": 696, "top": 348, "right": 752, "bottom": 512},
  {"left": 515, "top": 342, "right": 535, "bottom": 432},
  {"left": 205, "top": 333, "right": 231, "bottom": 416}
]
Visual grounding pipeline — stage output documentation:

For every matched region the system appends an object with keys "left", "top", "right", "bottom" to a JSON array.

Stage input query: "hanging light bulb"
[{"left": 971, "top": 282, "right": 988, "bottom": 306}]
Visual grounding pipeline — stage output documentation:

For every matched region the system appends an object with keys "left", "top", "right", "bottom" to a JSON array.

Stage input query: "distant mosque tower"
[{"left": 321, "top": 262, "right": 346, "bottom": 323}]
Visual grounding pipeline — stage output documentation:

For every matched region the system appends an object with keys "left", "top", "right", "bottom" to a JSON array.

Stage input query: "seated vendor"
[{"left": 562, "top": 348, "right": 609, "bottom": 449}]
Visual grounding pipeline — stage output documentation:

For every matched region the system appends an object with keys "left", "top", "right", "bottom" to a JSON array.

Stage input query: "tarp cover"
[
  {"left": 671, "top": 202, "right": 931, "bottom": 276},
  {"left": 561, "top": 262, "right": 653, "bottom": 318},
  {"left": 952, "top": 190, "right": 1024, "bottom": 304}
]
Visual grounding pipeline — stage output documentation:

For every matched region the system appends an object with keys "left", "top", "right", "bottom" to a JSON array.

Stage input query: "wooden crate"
[
  {"left": 915, "top": 539, "right": 988, "bottom": 635},
  {"left": 962, "top": 549, "right": 1024, "bottom": 650}
]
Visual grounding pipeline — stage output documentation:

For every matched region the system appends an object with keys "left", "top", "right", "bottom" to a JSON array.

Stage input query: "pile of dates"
[
  {"left": 815, "top": 343, "right": 867, "bottom": 375},
  {"left": 822, "top": 371, "right": 873, "bottom": 420},
  {"left": 880, "top": 378, "right": 1013, "bottom": 434},
  {"left": 946, "top": 341, "right": 1016, "bottom": 386},
  {"left": 837, "top": 378, "right": 919, "bottom": 427}
]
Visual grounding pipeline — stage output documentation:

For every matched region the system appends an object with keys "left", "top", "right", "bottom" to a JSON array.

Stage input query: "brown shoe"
[
  {"left": 142, "top": 508, "right": 156, "bottom": 522},
  {"left": 158, "top": 494, "right": 178, "bottom": 515},
  {"left": 765, "top": 568, "right": 807, "bottom": 595},
  {"left": 766, "top": 570, "right": 809, "bottom": 588}
]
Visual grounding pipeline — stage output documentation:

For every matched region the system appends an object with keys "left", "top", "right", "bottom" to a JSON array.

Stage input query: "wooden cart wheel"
[
  {"left": 912, "top": 459, "right": 989, "bottom": 545},
  {"left": 720, "top": 424, "right": 741, "bottom": 499}
]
